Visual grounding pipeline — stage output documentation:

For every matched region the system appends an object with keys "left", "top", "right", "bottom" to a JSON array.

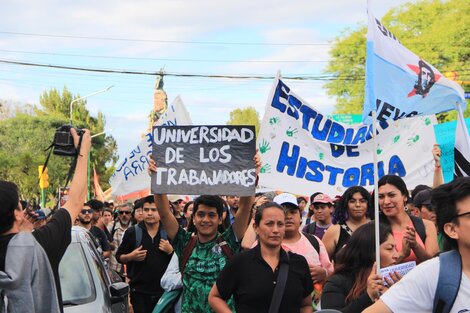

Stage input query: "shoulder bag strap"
[
  {"left": 433, "top": 250, "right": 462, "bottom": 313},
  {"left": 340, "top": 222, "right": 353, "bottom": 236},
  {"left": 180, "top": 236, "right": 198, "bottom": 273},
  {"left": 410, "top": 215, "right": 427, "bottom": 244},
  {"left": 216, "top": 236, "right": 233, "bottom": 260},
  {"left": 268, "top": 252, "right": 290, "bottom": 313}
]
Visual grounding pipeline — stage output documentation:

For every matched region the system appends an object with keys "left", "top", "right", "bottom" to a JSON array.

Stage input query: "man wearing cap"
[
  {"left": 168, "top": 195, "right": 185, "bottom": 225},
  {"left": 413, "top": 189, "right": 436, "bottom": 225},
  {"left": 303, "top": 193, "right": 334, "bottom": 240},
  {"left": 413, "top": 189, "right": 443, "bottom": 250},
  {"left": 274, "top": 193, "right": 333, "bottom": 282}
]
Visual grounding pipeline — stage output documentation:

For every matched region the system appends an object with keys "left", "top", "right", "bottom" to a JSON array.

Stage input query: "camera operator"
[{"left": 0, "top": 128, "right": 90, "bottom": 313}]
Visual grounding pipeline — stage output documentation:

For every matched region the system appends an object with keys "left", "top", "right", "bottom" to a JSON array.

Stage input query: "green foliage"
[
  {"left": 324, "top": 0, "right": 469, "bottom": 121},
  {"left": 226, "top": 106, "right": 261, "bottom": 135},
  {"left": 0, "top": 86, "right": 118, "bottom": 203},
  {"left": 0, "top": 114, "right": 71, "bottom": 203}
]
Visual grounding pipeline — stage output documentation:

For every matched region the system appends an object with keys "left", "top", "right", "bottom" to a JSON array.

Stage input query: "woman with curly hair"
[{"left": 322, "top": 186, "right": 373, "bottom": 260}]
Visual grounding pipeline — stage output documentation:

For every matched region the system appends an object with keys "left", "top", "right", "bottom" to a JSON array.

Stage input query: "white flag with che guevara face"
[{"left": 363, "top": 12, "right": 466, "bottom": 124}]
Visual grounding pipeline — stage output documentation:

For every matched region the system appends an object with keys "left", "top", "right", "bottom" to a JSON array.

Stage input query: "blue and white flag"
[
  {"left": 454, "top": 107, "right": 470, "bottom": 177},
  {"left": 363, "top": 12, "right": 466, "bottom": 123}
]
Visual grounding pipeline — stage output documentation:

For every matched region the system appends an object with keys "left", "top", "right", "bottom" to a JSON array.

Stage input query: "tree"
[
  {"left": 324, "top": 0, "right": 469, "bottom": 121},
  {"left": 0, "top": 86, "right": 118, "bottom": 203},
  {"left": 37, "top": 86, "right": 118, "bottom": 193},
  {"left": 226, "top": 107, "right": 261, "bottom": 135},
  {"left": 0, "top": 114, "right": 72, "bottom": 202}
]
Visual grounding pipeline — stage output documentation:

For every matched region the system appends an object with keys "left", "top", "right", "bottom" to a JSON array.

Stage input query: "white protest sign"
[
  {"left": 380, "top": 261, "right": 416, "bottom": 286},
  {"left": 257, "top": 77, "right": 437, "bottom": 197},
  {"left": 110, "top": 96, "right": 192, "bottom": 196}
]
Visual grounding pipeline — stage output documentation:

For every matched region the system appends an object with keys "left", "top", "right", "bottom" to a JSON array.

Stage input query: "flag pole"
[
  {"left": 367, "top": 0, "right": 381, "bottom": 273},
  {"left": 456, "top": 102, "right": 470, "bottom": 148},
  {"left": 372, "top": 111, "right": 381, "bottom": 272}
]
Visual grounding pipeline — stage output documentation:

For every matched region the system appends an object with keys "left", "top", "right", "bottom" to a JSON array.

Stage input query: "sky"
[{"left": 0, "top": 0, "right": 414, "bottom": 162}]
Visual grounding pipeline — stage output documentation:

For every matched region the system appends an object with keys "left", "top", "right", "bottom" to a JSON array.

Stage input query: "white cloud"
[{"left": 1, "top": 0, "right": 417, "bottom": 160}]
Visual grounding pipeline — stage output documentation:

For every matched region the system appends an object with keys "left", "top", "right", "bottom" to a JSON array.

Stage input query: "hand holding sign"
[{"left": 151, "top": 125, "right": 256, "bottom": 196}]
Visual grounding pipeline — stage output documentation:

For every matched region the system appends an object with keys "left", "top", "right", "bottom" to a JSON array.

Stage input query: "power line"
[
  {"left": 1, "top": 31, "right": 468, "bottom": 48},
  {"left": 0, "top": 58, "right": 348, "bottom": 80},
  {"left": 0, "top": 49, "right": 330, "bottom": 63},
  {"left": 0, "top": 31, "right": 333, "bottom": 46},
  {"left": 1, "top": 58, "right": 467, "bottom": 82}
]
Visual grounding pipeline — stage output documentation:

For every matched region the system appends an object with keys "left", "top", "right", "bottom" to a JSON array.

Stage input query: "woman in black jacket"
[{"left": 320, "top": 222, "right": 400, "bottom": 312}]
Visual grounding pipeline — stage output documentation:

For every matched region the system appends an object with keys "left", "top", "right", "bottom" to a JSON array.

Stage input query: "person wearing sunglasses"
[
  {"left": 108, "top": 203, "right": 132, "bottom": 281},
  {"left": 77, "top": 204, "right": 111, "bottom": 258}
]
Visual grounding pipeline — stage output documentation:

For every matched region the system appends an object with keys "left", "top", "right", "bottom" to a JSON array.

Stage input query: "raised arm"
[
  {"left": 148, "top": 156, "right": 179, "bottom": 240},
  {"left": 63, "top": 128, "right": 90, "bottom": 223},
  {"left": 154, "top": 194, "right": 179, "bottom": 240},
  {"left": 432, "top": 144, "right": 444, "bottom": 188},
  {"left": 232, "top": 152, "right": 261, "bottom": 240}
]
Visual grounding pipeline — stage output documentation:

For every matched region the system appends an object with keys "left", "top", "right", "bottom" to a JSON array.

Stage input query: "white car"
[{"left": 60, "top": 226, "right": 129, "bottom": 313}]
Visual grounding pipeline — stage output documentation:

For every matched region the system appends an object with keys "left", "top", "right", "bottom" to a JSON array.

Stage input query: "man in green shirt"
[{"left": 152, "top": 156, "right": 259, "bottom": 312}]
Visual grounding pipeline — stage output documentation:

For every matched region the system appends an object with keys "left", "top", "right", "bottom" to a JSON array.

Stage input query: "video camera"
[{"left": 52, "top": 125, "right": 84, "bottom": 157}]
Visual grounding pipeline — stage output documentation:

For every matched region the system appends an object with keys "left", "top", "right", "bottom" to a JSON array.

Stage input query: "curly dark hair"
[{"left": 333, "top": 186, "right": 373, "bottom": 224}]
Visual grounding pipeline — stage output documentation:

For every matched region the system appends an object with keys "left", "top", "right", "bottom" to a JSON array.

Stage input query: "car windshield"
[{"left": 59, "top": 242, "right": 96, "bottom": 305}]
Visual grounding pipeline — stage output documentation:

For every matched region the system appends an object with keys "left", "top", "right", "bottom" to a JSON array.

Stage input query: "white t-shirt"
[{"left": 381, "top": 256, "right": 470, "bottom": 313}]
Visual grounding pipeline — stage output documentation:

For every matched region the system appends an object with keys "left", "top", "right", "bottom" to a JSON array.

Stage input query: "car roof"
[{"left": 71, "top": 225, "right": 94, "bottom": 243}]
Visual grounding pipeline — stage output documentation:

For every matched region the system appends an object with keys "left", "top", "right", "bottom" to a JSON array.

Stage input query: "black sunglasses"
[
  {"left": 453, "top": 211, "right": 470, "bottom": 219},
  {"left": 119, "top": 211, "right": 131, "bottom": 215},
  {"left": 81, "top": 209, "right": 94, "bottom": 214}
]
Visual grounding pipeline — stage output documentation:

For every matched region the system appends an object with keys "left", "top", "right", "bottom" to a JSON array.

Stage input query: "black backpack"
[
  {"left": 127, "top": 224, "right": 168, "bottom": 278},
  {"left": 302, "top": 232, "right": 320, "bottom": 255},
  {"left": 409, "top": 215, "right": 426, "bottom": 244}
]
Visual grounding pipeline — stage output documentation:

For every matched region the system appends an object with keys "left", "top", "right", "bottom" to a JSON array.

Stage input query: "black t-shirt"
[
  {"left": 0, "top": 209, "right": 71, "bottom": 312},
  {"left": 0, "top": 233, "right": 16, "bottom": 270},
  {"left": 116, "top": 222, "right": 172, "bottom": 298},
  {"left": 216, "top": 244, "right": 313, "bottom": 313},
  {"left": 321, "top": 273, "right": 374, "bottom": 312},
  {"left": 90, "top": 225, "right": 111, "bottom": 251}
]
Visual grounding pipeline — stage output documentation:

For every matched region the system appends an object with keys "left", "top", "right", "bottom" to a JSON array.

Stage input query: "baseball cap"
[
  {"left": 273, "top": 193, "right": 299, "bottom": 209},
  {"left": 312, "top": 193, "right": 334, "bottom": 205},
  {"left": 168, "top": 195, "right": 184, "bottom": 203},
  {"left": 413, "top": 189, "right": 432, "bottom": 207}
]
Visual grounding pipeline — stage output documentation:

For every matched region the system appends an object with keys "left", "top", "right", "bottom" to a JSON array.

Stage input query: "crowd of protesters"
[{"left": 1, "top": 130, "right": 469, "bottom": 313}]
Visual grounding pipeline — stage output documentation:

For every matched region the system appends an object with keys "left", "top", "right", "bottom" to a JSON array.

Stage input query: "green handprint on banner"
[
  {"left": 260, "top": 164, "right": 271, "bottom": 174},
  {"left": 269, "top": 117, "right": 280, "bottom": 125},
  {"left": 258, "top": 140, "right": 271, "bottom": 154},
  {"left": 286, "top": 127, "right": 298, "bottom": 138},
  {"left": 319, "top": 152, "right": 324, "bottom": 160},
  {"left": 393, "top": 135, "right": 400, "bottom": 143},
  {"left": 407, "top": 135, "right": 420, "bottom": 146},
  {"left": 424, "top": 117, "right": 431, "bottom": 125}
]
